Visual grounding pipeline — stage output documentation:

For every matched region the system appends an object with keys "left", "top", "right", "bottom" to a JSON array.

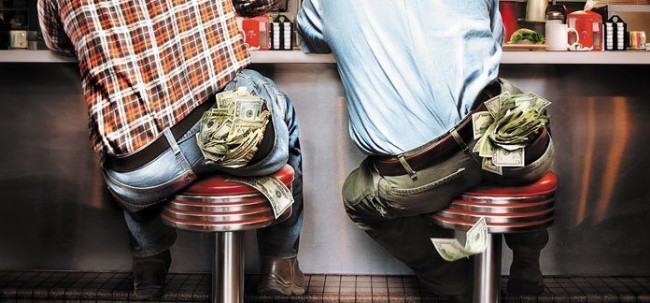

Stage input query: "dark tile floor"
[{"left": 0, "top": 271, "right": 649, "bottom": 302}]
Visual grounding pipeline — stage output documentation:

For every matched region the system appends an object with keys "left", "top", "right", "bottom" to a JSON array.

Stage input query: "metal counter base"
[{"left": 1, "top": 271, "right": 648, "bottom": 302}]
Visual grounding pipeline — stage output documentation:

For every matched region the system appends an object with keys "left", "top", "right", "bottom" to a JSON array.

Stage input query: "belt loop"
[
  {"left": 450, "top": 127, "right": 468, "bottom": 152},
  {"left": 397, "top": 154, "right": 418, "bottom": 180},
  {"left": 164, "top": 129, "right": 181, "bottom": 155},
  {"left": 163, "top": 128, "right": 195, "bottom": 174}
]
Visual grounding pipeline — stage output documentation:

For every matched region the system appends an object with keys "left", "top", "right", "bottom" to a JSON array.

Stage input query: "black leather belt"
[{"left": 104, "top": 97, "right": 215, "bottom": 172}]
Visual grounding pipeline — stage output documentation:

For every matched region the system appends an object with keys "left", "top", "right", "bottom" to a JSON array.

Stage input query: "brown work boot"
[{"left": 257, "top": 257, "right": 306, "bottom": 295}]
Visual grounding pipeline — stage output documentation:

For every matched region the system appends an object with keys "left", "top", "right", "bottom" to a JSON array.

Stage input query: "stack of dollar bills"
[
  {"left": 196, "top": 87, "right": 271, "bottom": 168},
  {"left": 471, "top": 92, "right": 551, "bottom": 175},
  {"left": 229, "top": 175, "right": 294, "bottom": 219}
]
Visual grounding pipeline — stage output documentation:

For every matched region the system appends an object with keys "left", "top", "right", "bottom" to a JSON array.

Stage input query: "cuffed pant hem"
[{"left": 130, "top": 234, "right": 176, "bottom": 258}]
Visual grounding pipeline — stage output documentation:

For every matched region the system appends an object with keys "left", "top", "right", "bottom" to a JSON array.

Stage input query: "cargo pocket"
[{"left": 378, "top": 167, "right": 470, "bottom": 216}]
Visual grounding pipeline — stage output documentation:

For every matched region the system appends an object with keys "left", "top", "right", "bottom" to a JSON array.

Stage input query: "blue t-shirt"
[{"left": 297, "top": 0, "right": 504, "bottom": 156}]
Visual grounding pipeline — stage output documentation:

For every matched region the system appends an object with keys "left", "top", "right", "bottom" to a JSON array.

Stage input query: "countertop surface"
[{"left": 2, "top": 49, "right": 650, "bottom": 64}]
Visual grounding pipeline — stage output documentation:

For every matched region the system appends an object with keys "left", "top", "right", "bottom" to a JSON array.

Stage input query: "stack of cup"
[
  {"left": 629, "top": 31, "right": 647, "bottom": 50},
  {"left": 604, "top": 23, "right": 626, "bottom": 50}
]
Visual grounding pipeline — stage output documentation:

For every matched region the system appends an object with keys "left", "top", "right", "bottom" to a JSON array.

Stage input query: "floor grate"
[{"left": 1, "top": 271, "right": 649, "bottom": 302}]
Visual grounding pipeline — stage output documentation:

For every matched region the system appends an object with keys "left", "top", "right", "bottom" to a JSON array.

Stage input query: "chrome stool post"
[
  {"left": 474, "top": 234, "right": 502, "bottom": 303},
  {"left": 213, "top": 232, "right": 244, "bottom": 303},
  {"left": 431, "top": 172, "right": 557, "bottom": 303}
]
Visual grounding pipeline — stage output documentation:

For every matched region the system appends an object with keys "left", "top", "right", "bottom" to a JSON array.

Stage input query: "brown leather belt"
[
  {"left": 371, "top": 104, "right": 480, "bottom": 177},
  {"left": 104, "top": 96, "right": 215, "bottom": 172},
  {"left": 372, "top": 105, "right": 550, "bottom": 177}
]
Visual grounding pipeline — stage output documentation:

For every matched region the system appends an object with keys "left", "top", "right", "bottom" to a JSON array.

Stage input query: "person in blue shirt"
[{"left": 297, "top": 1, "right": 554, "bottom": 301}]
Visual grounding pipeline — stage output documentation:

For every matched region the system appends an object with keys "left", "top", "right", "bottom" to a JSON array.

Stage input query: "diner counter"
[{"left": 2, "top": 49, "right": 650, "bottom": 64}]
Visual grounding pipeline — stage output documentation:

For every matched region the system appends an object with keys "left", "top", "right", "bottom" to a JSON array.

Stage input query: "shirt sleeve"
[
  {"left": 37, "top": 0, "right": 75, "bottom": 56},
  {"left": 232, "top": 0, "right": 280, "bottom": 17},
  {"left": 296, "top": 0, "right": 330, "bottom": 54}
]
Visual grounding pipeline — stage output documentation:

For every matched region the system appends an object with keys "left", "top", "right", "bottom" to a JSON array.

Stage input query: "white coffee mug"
[
  {"left": 9, "top": 30, "right": 28, "bottom": 49},
  {"left": 545, "top": 22, "right": 579, "bottom": 51}
]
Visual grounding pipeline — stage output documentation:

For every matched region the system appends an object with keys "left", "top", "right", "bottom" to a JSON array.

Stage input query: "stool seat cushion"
[
  {"left": 184, "top": 165, "right": 294, "bottom": 196},
  {"left": 430, "top": 172, "right": 557, "bottom": 233},
  {"left": 462, "top": 172, "right": 557, "bottom": 198},
  {"left": 161, "top": 165, "right": 295, "bottom": 232}
]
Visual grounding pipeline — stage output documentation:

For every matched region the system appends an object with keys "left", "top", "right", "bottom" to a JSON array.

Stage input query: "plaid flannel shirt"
[{"left": 38, "top": 0, "right": 279, "bottom": 156}]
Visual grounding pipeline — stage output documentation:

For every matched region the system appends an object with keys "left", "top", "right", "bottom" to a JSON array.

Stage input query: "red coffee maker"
[{"left": 567, "top": 10, "right": 603, "bottom": 51}]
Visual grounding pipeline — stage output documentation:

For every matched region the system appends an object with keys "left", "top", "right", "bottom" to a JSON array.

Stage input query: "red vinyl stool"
[
  {"left": 161, "top": 165, "right": 294, "bottom": 303},
  {"left": 430, "top": 172, "right": 557, "bottom": 303}
]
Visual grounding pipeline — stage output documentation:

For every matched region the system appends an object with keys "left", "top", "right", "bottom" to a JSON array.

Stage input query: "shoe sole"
[
  {"left": 257, "top": 277, "right": 306, "bottom": 296},
  {"left": 132, "top": 287, "right": 164, "bottom": 300}
]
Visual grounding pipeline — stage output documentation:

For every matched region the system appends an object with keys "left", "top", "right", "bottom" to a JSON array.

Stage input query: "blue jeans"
[{"left": 103, "top": 69, "right": 303, "bottom": 258}]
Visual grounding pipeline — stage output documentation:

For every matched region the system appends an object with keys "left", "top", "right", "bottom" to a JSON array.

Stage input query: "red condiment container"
[
  {"left": 499, "top": 1, "right": 520, "bottom": 43},
  {"left": 567, "top": 10, "right": 603, "bottom": 51}
]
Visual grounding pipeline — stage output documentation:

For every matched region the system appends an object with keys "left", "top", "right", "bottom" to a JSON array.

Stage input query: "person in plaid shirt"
[{"left": 38, "top": 0, "right": 306, "bottom": 299}]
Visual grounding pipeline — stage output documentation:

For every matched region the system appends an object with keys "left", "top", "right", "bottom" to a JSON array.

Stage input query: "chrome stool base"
[
  {"left": 161, "top": 165, "right": 295, "bottom": 303},
  {"left": 431, "top": 172, "right": 558, "bottom": 303}
]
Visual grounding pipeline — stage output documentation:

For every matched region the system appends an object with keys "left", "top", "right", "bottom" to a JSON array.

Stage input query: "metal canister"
[
  {"left": 629, "top": 31, "right": 647, "bottom": 50},
  {"left": 525, "top": 0, "right": 548, "bottom": 22}
]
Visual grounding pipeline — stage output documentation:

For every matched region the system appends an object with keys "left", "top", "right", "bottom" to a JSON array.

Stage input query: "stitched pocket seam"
[{"left": 385, "top": 168, "right": 467, "bottom": 196}]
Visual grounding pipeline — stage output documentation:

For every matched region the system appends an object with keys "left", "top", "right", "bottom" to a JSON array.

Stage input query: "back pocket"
[
  {"left": 378, "top": 168, "right": 471, "bottom": 216},
  {"left": 342, "top": 160, "right": 379, "bottom": 207}
]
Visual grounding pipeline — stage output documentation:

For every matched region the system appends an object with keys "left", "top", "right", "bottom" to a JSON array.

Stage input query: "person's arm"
[
  {"left": 232, "top": 0, "right": 280, "bottom": 17},
  {"left": 37, "top": 0, "right": 75, "bottom": 56},
  {"left": 296, "top": 0, "right": 330, "bottom": 54}
]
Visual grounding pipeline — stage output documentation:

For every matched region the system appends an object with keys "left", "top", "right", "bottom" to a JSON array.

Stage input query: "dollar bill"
[
  {"left": 229, "top": 176, "right": 294, "bottom": 219},
  {"left": 431, "top": 217, "right": 489, "bottom": 262},
  {"left": 482, "top": 157, "right": 503, "bottom": 175},
  {"left": 216, "top": 87, "right": 250, "bottom": 109},
  {"left": 472, "top": 111, "right": 494, "bottom": 140},
  {"left": 477, "top": 123, "right": 497, "bottom": 158},
  {"left": 431, "top": 238, "right": 467, "bottom": 262},
  {"left": 533, "top": 95, "right": 552, "bottom": 112},
  {"left": 464, "top": 217, "right": 488, "bottom": 254},
  {"left": 513, "top": 94, "right": 537, "bottom": 110},
  {"left": 493, "top": 147, "right": 525, "bottom": 167},
  {"left": 233, "top": 97, "right": 264, "bottom": 122},
  {"left": 483, "top": 96, "right": 501, "bottom": 118}
]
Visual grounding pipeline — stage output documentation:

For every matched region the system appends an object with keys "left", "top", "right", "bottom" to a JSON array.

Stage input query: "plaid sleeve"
[
  {"left": 232, "top": 0, "right": 280, "bottom": 17},
  {"left": 89, "top": 122, "right": 104, "bottom": 155},
  {"left": 37, "top": 0, "right": 75, "bottom": 56}
]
